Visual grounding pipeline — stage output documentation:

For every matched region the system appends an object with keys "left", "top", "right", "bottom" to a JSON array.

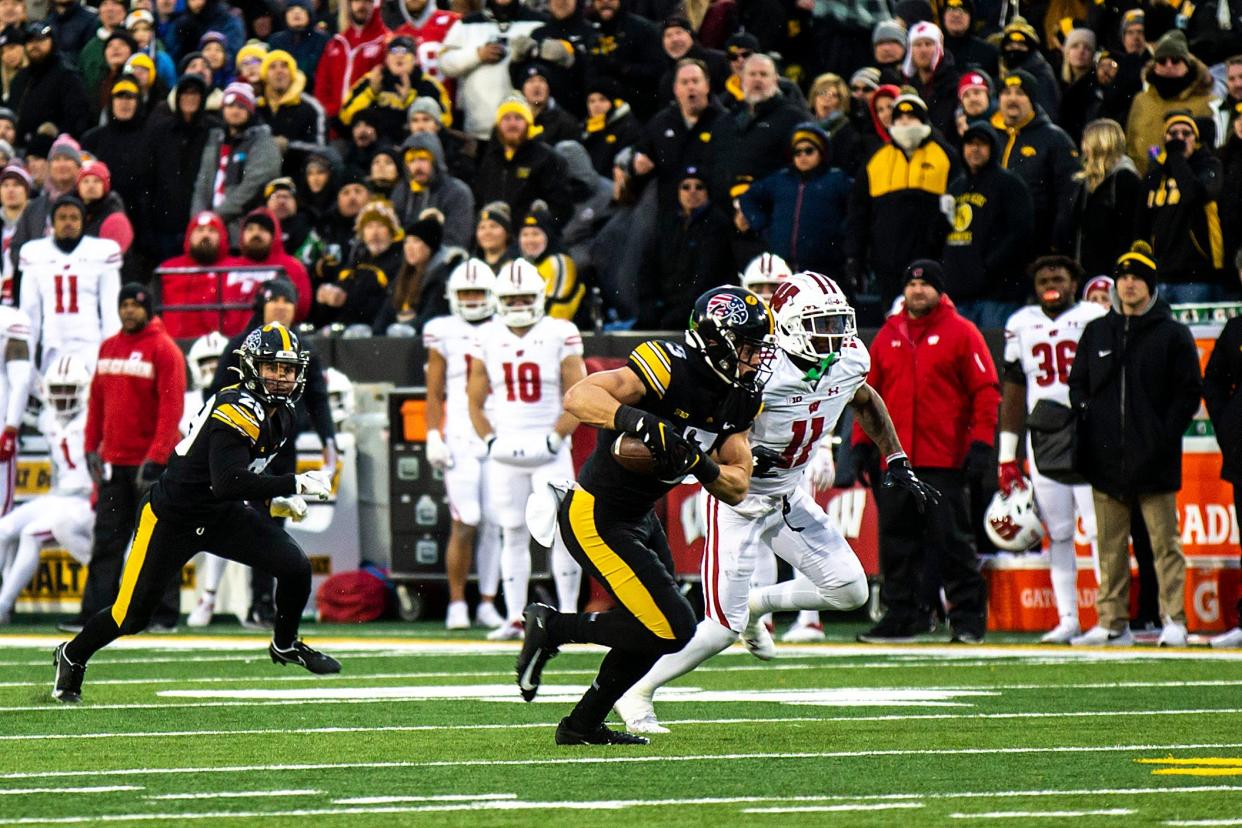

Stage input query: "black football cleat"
[
  {"left": 51, "top": 643, "right": 86, "bottom": 703},
  {"left": 516, "top": 603, "right": 559, "bottom": 702},
  {"left": 555, "top": 717, "right": 650, "bottom": 746},
  {"left": 269, "top": 640, "right": 341, "bottom": 674}
]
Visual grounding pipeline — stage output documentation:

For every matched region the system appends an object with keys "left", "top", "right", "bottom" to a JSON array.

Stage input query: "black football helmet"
[
  {"left": 235, "top": 322, "right": 309, "bottom": 404},
  {"left": 686, "top": 285, "right": 776, "bottom": 391}
]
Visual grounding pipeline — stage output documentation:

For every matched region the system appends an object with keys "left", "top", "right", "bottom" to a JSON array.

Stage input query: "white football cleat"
[
  {"left": 187, "top": 594, "right": 215, "bottom": 628},
  {"left": 1158, "top": 619, "right": 1188, "bottom": 647},
  {"left": 742, "top": 618, "right": 776, "bottom": 660},
  {"left": 445, "top": 601, "right": 470, "bottom": 631},
  {"left": 1210, "top": 627, "right": 1242, "bottom": 648},
  {"left": 486, "top": 620, "right": 524, "bottom": 641},
  {"left": 614, "top": 687, "right": 667, "bottom": 734},
  {"left": 1070, "top": 625, "right": 1134, "bottom": 647},
  {"left": 475, "top": 601, "right": 504, "bottom": 629},
  {"left": 1039, "top": 617, "right": 1081, "bottom": 644},
  {"left": 781, "top": 620, "right": 826, "bottom": 643}
]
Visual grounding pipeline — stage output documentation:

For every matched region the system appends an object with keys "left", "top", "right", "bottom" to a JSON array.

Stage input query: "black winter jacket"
[
  {"left": 15, "top": 52, "right": 90, "bottom": 142},
  {"left": 637, "top": 203, "right": 735, "bottom": 329},
  {"left": 473, "top": 137, "right": 572, "bottom": 229},
  {"left": 1068, "top": 297, "right": 1202, "bottom": 497},
  {"left": 1056, "top": 161, "right": 1143, "bottom": 277},
  {"left": 710, "top": 92, "right": 807, "bottom": 202},
  {"left": 82, "top": 112, "right": 151, "bottom": 247},
  {"left": 1204, "top": 315, "right": 1242, "bottom": 482},
  {"left": 942, "top": 148, "right": 1034, "bottom": 302},
  {"left": 1136, "top": 146, "right": 1225, "bottom": 285},
  {"left": 632, "top": 100, "right": 724, "bottom": 215},
  {"left": 143, "top": 92, "right": 218, "bottom": 257}
]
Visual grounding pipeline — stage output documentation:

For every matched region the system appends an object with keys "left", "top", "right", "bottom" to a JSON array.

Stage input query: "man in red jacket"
[
  {"left": 852, "top": 260, "right": 999, "bottom": 643},
  {"left": 230, "top": 208, "right": 313, "bottom": 334},
  {"left": 157, "top": 211, "right": 248, "bottom": 339},
  {"left": 314, "top": 0, "right": 391, "bottom": 122},
  {"left": 60, "top": 284, "right": 187, "bottom": 633}
]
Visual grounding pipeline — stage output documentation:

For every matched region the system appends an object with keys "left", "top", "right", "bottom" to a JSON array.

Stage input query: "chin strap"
[{"left": 801, "top": 353, "right": 839, "bottom": 387}]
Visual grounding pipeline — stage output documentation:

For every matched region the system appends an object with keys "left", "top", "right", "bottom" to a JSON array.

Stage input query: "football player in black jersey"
[
  {"left": 516, "top": 286, "right": 775, "bottom": 745},
  {"left": 52, "top": 323, "right": 340, "bottom": 703}
]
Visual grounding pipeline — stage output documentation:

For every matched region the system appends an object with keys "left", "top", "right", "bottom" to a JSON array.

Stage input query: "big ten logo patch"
[
  {"left": 16, "top": 459, "right": 51, "bottom": 497},
  {"left": 20, "top": 550, "right": 196, "bottom": 599}
]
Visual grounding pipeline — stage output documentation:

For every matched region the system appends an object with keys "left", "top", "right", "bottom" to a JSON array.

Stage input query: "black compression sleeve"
[{"left": 207, "top": 427, "right": 297, "bottom": 501}]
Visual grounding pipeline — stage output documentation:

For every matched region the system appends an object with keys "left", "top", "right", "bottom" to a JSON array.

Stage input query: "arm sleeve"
[
  {"left": 962, "top": 323, "right": 1001, "bottom": 446},
  {"left": 98, "top": 251, "right": 122, "bottom": 339},
  {"left": 4, "top": 352, "right": 31, "bottom": 430},
  {"left": 437, "top": 21, "right": 482, "bottom": 78},
  {"left": 337, "top": 78, "right": 376, "bottom": 127},
  {"left": 1203, "top": 321, "right": 1239, "bottom": 427},
  {"left": 304, "top": 352, "right": 335, "bottom": 443},
  {"left": 84, "top": 371, "right": 103, "bottom": 454},
  {"left": 844, "top": 170, "right": 870, "bottom": 261},
  {"left": 17, "top": 260, "right": 39, "bottom": 363},
  {"left": 1067, "top": 323, "right": 1094, "bottom": 410},
  {"left": 207, "top": 421, "right": 297, "bottom": 501},
  {"left": 739, "top": 174, "right": 774, "bottom": 233},
  {"left": 1166, "top": 324, "right": 1204, "bottom": 438},
  {"left": 146, "top": 340, "right": 188, "bottom": 464}
]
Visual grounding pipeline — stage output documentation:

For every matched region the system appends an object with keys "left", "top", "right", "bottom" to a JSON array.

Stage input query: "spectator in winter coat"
[
  {"left": 438, "top": 0, "right": 545, "bottom": 141},
  {"left": 405, "top": 96, "right": 478, "bottom": 185},
  {"left": 1218, "top": 107, "right": 1242, "bottom": 271},
  {"left": 508, "top": 0, "right": 595, "bottom": 120},
  {"left": 315, "top": 169, "right": 370, "bottom": 266},
  {"left": 846, "top": 94, "right": 957, "bottom": 304},
  {"left": 871, "top": 19, "right": 908, "bottom": 84},
  {"left": 853, "top": 259, "right": 997, "bottom": 644},
  {"left": 126, "top": 10, "right": 175, "bottom": 88},
  {"left": 654, "top": 16, "right": 729, "bottom": 105},
  {"left": 78, "top": 0, "right": 128, "bottom": 96},
  {"left": 1057, "top": 28, "right": 1102, "bottom": 146},
  {"left": 81, "top": 77, "right": 149, "bottom": 235},
  {"left": 77, "top": 160, "right": 132, "bottom": 255},
  {"left": 555, "top": 139, "right": 613, "bottom": 275},
  {"left": 267, "top": 0, "right": 329, "bottom": 88},
  {"left": 256, "top": 49, "right": 326, "bottom": 146},
  {"left": 902, "top": 22, "right": 959, "bottom": 140},
  {"left": 941, "top": 120, "right": 1033, "bottom": 326},
  {"left": 1136, "top": 111, "right": 1225, "bottom": 300},
  {"left": 998, "top": 17, "right": 1059, "bottom": 121},
  {"left": 581, "top": 78, "right": 642, "bottom": 177},
  {"left": 264, "top": 177, "right": 322, "bottom": 271},
  {"left": 585, "top": 0, "right": 664, "bottom": 120},
  {"left": 940, "top": 0, "right": 997, "bottom": 77},
  {"left": 231, "top": 208, "right": 312, "bottom": 329},
  {"left": 738, "top": 123, "right": 851, "bottom": 281},
  {"left": 1126, "top": 31, "right": 1215, "bottom": 174},
  {"left": 156, "top": 210, "right": 246, "bottom": 337},
  {"left": 15, "top": 23, "right": 89, "bottom": 142},
  {"left": 314, "top": 0, "right": 390, "bottom": 122},
  {"left": 473, "top": 96, "right": 572, "bottom": 230},
  {"left": 386, "top": 0, "right": 461, "bottom": 83},
  {"left": 808, "top": 73, "right": 863, "bottom": 176},
  {"left": 990, "top": 70, "right": 1079, "bottom": 256},
  {"left": 1067, "top": 245, "right": 1201, "bottom": 647},
  {"left": 0, "top": 27, "right": 28, "bottom": 117},
  {"left": 190, "top": 82, "right": 281, "bottom": 233},
  {"left": 518, "top": 201, "right": 582, "bottom": 320},
  {"left": 1202, "top": 312, "right": 1242, "bottom": 648},
  {"left": 45, "top": 0, "right": 97, "bottom": 65},
  {"left": 144, "top": 72, "right": 215, "bottom": 261},
  {"left": 314, "top": 198, "right": 403, "bottom": 327},
  {"left": 1056, "top": 118, "right": 1142, "bottom": 277},
  {"left": 339, "top": 34, "right": 451, "bottom": 144},
  {"left": 372, "top": 213, "right": 464, "bottom": 334},
  {"left": 167, "top": 0, "right": 243, "bottom": 64},
  {"left": 515, "top": 61, "right": 580, "bottom": 146},
  {"left": 719, "top": 32, "right": 807, "bottom": 114},
  {"left": 393, "top": 132, "right": 474, "bottom": 249},
  {"left": 635, "top": 164, "right": 734, "bottom": 329},
  {"left": 471, "top": 200, "right": 516, "bottom": 272}
]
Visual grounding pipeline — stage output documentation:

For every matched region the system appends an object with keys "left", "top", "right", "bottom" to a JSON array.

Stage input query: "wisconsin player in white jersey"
[
  {"left": 466, "top": 260, "right": 587, "bottom": 640},
  {"left": 615, "top": 272, "right": 939, "bottom": 734},
  {"left": 0, "top": 355, "right": 93, "bottom": 623},
  {"left": 17, "top": 195, "right": 121, "bottom": 371},
  {"left": 424, "top": 258, "right": 504, "bottom": 631},
  {"left": 997, "top": 256, "right": 1105, "bottom": 644},
  {"left": 0, "top": 305, "right": 32, "bottom": 517}
]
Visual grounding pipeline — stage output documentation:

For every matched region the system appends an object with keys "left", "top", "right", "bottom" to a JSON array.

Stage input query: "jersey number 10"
[
  {"left": 54, "top": 275, "right": 79, "bottom": 314},
  {"left": 502, "top": 361, "right": 542, "bottom": 403}
]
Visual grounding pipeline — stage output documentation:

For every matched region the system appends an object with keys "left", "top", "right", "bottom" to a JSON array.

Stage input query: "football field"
[{"left": 3, "top": 623, "right": 1242, "bottom": 826}]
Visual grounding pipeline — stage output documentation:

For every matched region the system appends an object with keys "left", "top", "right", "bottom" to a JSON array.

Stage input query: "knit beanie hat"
[
  {"left": 407, "top": 96, "right": 444, "bottom": 121},
  {"left": 1001, "top": 69, "right": 1039, "bottom": 100},
  {"left": 958, "top": 70, "right": 992, "bottom": 98},
  {"left": 48, "top": 135, "right": 82, "bottom": 164},
  {"left": 355, "top": 198, "right": 404, "bottom": 241},
  {"left": 1114, "top": 241, "right": 1157, "bottom": 290},
  {"left": 1153, "top": 30, "right": 1190, "bottom": 62},
  {"left": 222, "top": 82, "right": 257, "bottom": 113},
  {"left": 519, "top": 201, "right": 555, "bottom": 240},
  {"left": 1082, "top": 275, "right": 1113, "bottom": 299},
  {"left": 850, "top": 66, "right": 881, "bottom": 91},
  {"left": 873, "top": 19, "right": 907, "bottom": 46},
  {"left": 257, "top": 277, "right": 299, "bottom": 308},
  {"left": 1063, "top": 27, "right": 1096, "bottom": 53},
  {"left": 891, "top": 93, "right": 929, "bottom": 123},
  {"left": 903, "top": 259, "right": 945, "bottom": 292},
  {"left": 1120, "top": 8, "right": 1144, "bottom": 38},
  {"left": 118, "top": 282, "right": 153, "bottom": 317},
  {"left": 77, "top": 160, "right": 111, "bottom": 195},
  {"left": 478, "top": 201, "right": 513, "bottom": 235},
  {"left": 406, "top": 211, "right": 444, "bottom": 252}
]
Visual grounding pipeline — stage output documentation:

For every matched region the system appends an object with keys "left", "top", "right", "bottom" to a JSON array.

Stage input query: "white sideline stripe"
[
  {"left": 6, "top": 708, "right": 1242, "bottom": 743},
  {"left": 1168, "top": 820, "right": 1242, "bottom": 826},
  {"left": 742, "top": 803, "right": 925, "bottom": 814},
  {"left": 7, "top": 744, "right": 1242, "bottom": 781},
  {"left": 332, "top": 794, "right": 519, "bottom": 804},
  {"left": 0, "top": 787, "right": 141, "bottom": 796},
  {"left": 950, "top": 809, "right": 1135, "bottom": 819},
  {"left": 142, "top": 790, "right": 322, "bottom": 801}
]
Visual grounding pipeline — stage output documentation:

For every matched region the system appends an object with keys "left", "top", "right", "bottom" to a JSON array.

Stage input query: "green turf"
[{"left": 1, "top": 620, "right": 1241, "bottom": 826}]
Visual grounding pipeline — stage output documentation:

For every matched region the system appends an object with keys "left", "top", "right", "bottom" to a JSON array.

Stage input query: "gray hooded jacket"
[
  {"left": 393, "top": 132, "right": 476, "bottom": 250},
  {"left": 554, "top": 140, "right": 613, "bottom": 271}
]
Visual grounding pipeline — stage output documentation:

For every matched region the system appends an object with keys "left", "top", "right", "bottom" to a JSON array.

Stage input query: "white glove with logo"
[
  {"left": 805, "top": 444, "right": 837, "bottom": 493},
  {"left": 489, "top": 434, "right": 553, "bottom": 468},
  {"left": 270, "top": 495, "right": 309, "bottom": 522},
  {"left": 425, "top": 428, "right": 454, "bottom": 470},
  {"left": 295, "top": 469, "right": 332, "bottom": 501}
]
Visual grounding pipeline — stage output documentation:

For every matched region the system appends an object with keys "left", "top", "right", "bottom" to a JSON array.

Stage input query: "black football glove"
[
  {"left": 882, "top": 456, "right": 941, "bottom": 513},
  {"left": 751, "top": 445, "right": 784, "bottom": 479},
  {"left": 962, "top": 440, "right": 992, "bottom": 484}
]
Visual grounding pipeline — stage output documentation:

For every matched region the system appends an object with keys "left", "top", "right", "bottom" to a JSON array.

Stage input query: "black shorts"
[{"left": 556, "top": 486, "right": 696, "bottom": 645}]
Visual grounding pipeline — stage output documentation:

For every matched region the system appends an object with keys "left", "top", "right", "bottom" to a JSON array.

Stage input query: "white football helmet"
[
  {"left": 741, "top": 253, "right": 793, "bottom": 301},
  {"left": 187, "top": 331, "right": 229, "bottom": 391},
  {"left": 42, "top": 354, "right": 91, "bottom": 422},
  {"left": 984, "top": 485, "right": 1045, "bottom": 551},
  {"left": 446, "top": 258, "right": 497, "bottom": 322},
  {"left": 324, "top": 367, "right": 355, "bottom": 426},
  {"left": 768, "top": 271, "right": 857, "bottom": 363},
  {"left": 494, "top": 259, "right": 546, "bottom": 328}
]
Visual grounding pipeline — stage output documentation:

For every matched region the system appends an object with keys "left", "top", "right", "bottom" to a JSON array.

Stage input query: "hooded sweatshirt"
[
  {"left": 314, "top": 4, "right": 391, "bottom": 120},
  {"left": 393, "top": 131, "right": 476, "bottom": 247},
  {"left": 231, "top": 207, "right": 313, "bottom": 330},
  {"left": 158, "top": 211, "right": 247, "bottom": 338}
]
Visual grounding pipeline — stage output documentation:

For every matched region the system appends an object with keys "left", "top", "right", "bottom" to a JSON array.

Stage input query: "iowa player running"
[
  {"left": 52, "top": 323, "right": 338, "bottom": 703},
  {"left": 515, "top": 286, "right": 774, "bottom": 746}
]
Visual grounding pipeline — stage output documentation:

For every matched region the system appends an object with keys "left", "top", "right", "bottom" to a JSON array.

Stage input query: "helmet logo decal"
[{"left": 704, "top": 293, "right": 749, "bottom": 326}]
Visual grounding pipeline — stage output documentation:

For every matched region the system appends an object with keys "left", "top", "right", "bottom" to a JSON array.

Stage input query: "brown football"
[{"left": 611, "top": 433, "right": 656, "bottom": 474}]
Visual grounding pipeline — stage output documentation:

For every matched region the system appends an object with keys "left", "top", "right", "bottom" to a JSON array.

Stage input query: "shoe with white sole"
[
  {"left": 475, "top": 601, "right": 504, "bottom": 629},
  {"left": 1210, "top": 627, "right": 1242, "bottom": 648},
  {"left": 486, "top": 620, "right": 524, "bottom": 641},
  {"left": 614, "top": 687, "right": 668, "bottom": 733},
  {"left": 445, "top": 600, "right": 470, "bottom": 630},
  {"left": 1157, "top": 619, "right": 1188, "bottom": 647},
  {"left": 187, "top": 594, "right": 215, "bottom": 628},
  {"left": 1070, "top": 625, "right": 1134, "bottom": 646},
  {"left": 1039, "top": 617, "right": 1081, "bottom": 644},
  {"left": 781, "top": 620, "right": 826, "bottom": 643},
  {"left": 742, "top": 618, "right": 776, "bottom": 660}
]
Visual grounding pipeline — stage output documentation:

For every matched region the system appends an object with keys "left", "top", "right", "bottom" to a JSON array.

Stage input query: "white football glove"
[
  {"left": 426, "top": 428, "right": 454, "bottom": 470},
  {"left": 805, "top": 444, "right": 837, "bottom": 493},
  {"left": 295, "top": 469, "right": 332, "bottom": 501},
  {"left": 489, "top": 434, "right": 553, "bottom": 467},
  {"left": 270, "top": 495, "right": 309, "bottom": 522}
]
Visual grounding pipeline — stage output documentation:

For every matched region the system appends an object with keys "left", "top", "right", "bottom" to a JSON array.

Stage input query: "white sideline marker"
[
  {"left": 0, "top": 787, "right": 141, "bottom": 796},
  {"left": 743, "top": 803, "right": 925, "bottom": 813},
  {"left": 143, "top": 790, "right": 322, "bottom": 801},
  {"left": 950, "top": 809, "right": 1136, "bottom": 819}
]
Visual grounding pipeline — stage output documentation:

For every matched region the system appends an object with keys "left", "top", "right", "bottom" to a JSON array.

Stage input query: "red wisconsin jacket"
[
  {"left": 85, "top": 317, "right": 187, "bottom": 467},
  {"left": 158, "top": 211, "right": 249, "bottom": 338},
  {"left": 314, "top": 7, "right": 390, "bottom": 119},
  {"left": 853, "top": 295, "right": 1000, "bottom": 469}
]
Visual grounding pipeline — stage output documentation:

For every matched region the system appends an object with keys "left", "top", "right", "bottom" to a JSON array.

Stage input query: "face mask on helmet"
[
  {"left": 42, "top": 355, "right": 91, "bottom": 422},
  {"left": 451, "top": 288, "right": 494, "bottom": 321},
  {"left": 188, "top": 331, "right": 229, "bottom": 390},
  {"left": 686, "top": 287, "right": 777, "bottom": 391},
  {"left": 447, "top": 259, "right": 498, "bottom": 322},
  {"left": 237, "top": 323, "right": 309, "bottom": 404},
  {"left": 497, "top": 292, "right": 544, "bottom": 327}
]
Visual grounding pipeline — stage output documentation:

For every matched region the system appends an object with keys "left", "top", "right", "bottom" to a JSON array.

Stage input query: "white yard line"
[
  {"left": 4, "top": 708, "right": 1242, "bottom": 743},
  {"left": 950, "top": 809, "right": 1136, "bottom": 819},
  {"left": 0, "top": 787, "right": 141, "bottom": 796},
  {"left": 7, "top": 744, "right": 1242, "bottom": 781},
  {"left": 1168, "top": 821, "right": 1242, "bottom": 826},
  {"left": 142, "top": 790, "right": 322, "bottom": 801},
  {"left": 331, "top": 794, "right": 519, "bottom": 804},
  {"left": 742, "top": 803, "right": 925, "bottom": 813}
]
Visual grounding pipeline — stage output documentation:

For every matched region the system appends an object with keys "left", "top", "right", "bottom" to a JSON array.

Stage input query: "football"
[{"left": 611, "top": 433, "right": 656, "bottom": 474}]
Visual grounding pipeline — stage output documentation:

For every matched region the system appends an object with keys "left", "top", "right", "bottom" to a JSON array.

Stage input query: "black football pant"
[
  {"left": 547, "top": 487, "right": 697, "bottom": 730},
  {"left": 78, "top": 466, "right": 179, "bottom": 626},
  {"left": 876, "top": 468, "right": 987, "bottom": 637},
  {"left": 65, "top": 496, "right": 312, "bottom": 666},
  {"left": 245, "top": 447, "right": 299, "bottom": 615}
]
